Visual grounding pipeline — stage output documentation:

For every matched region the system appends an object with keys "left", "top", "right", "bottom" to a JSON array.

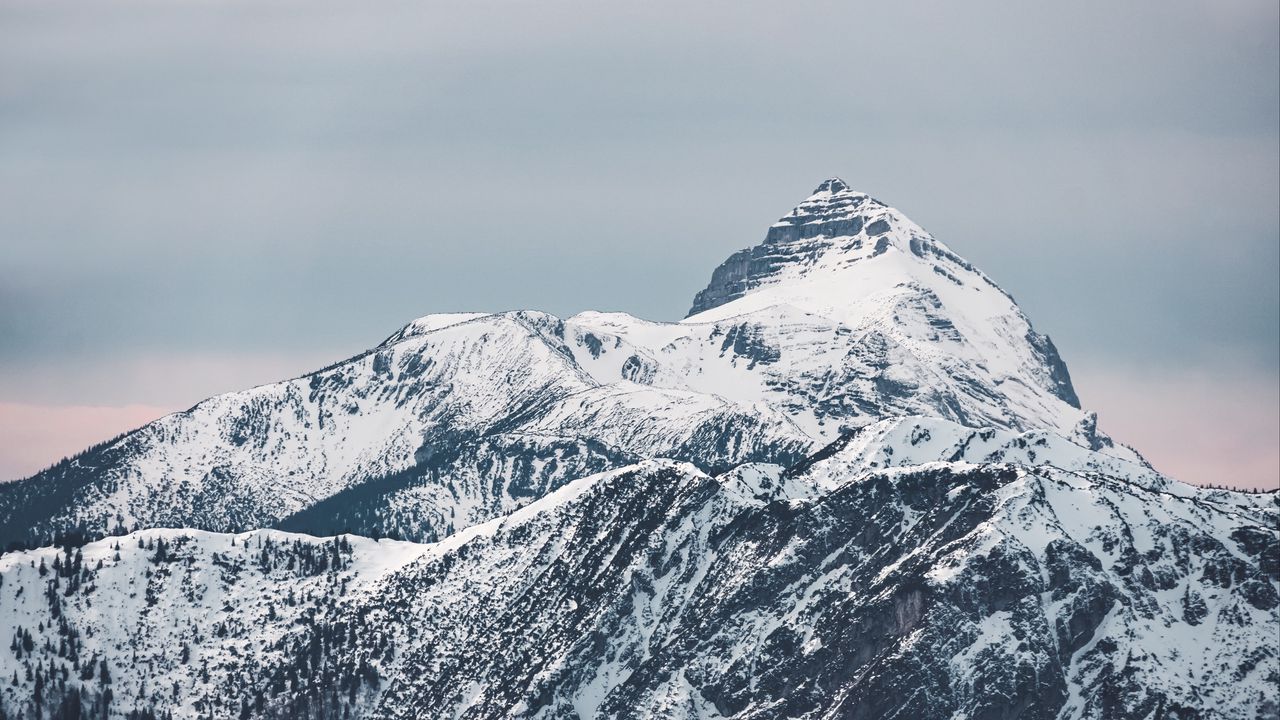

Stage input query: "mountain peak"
[
  {"left": 685, "top": 177, "right": 1084, "bottom": 419},
  {"left": 764, "top": 179, "right": 882, "bottom": 246},
  {"left": 687, "top": 177, "right": 910, "bottom": 314},
  {"left": 812, "top": 177, "right": 851, "bottom": 194}
]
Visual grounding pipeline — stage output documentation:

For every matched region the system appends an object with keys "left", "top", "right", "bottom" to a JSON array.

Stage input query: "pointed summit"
[
  {"left": 813, "top": 177, "right": 850, "bottom": 194},
  {"left": 764, "top": 179, "right": 879, "bottom": 245},
  {"left": 685, "top": 177, "right": 1084, "bottom": 417},
  {"left": 687, "top": 177, "right": 898, "bottom": 313}
]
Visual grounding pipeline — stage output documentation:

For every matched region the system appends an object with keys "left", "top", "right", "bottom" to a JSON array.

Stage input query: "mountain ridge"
[
  {"left": 0, "top": 421, "right": 1273, "bottom": 719},
  {"left": 0, "top": 179, "right": 1123, "bottom": 550},
  {"left": 0, "top": 177, "right": 1272, "bottom": 720}
]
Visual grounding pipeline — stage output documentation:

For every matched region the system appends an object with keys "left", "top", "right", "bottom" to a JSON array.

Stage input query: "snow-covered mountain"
[
  {"left": 0, "top": 180, "right": 1126, "bottom": 549},
  {"left": 0, "top": 179, "right": 1273, "bottom": 720}
]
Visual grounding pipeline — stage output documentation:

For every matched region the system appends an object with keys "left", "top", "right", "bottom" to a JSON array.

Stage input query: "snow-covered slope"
[
  {"left": 0, "top": 311, "right": 812, "bottom": 546},
  {"left": 0, "top": 527, "right": 426, "bottom": 719},
  {"left": 1, "top": 177, "right": 1269, "bottom": 720},
  {"left": 0, "top": 426, "right": 1273, "bottom": 720},
  {"left": 683, "top": 178, "right": 1087, "bottom": 435},
  {"left": 0, "top": 180, "right": 1124, "bottom": 550}
]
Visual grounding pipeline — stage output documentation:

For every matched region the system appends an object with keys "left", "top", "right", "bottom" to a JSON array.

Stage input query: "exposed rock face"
[
  {"left": 688, "top": 178, "right": 882, "bottom": 315},
  {"left": 1027, "top": 328, "right": 1081, "bottom": 408}
]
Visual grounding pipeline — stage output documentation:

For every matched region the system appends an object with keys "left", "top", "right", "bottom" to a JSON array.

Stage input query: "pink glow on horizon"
[
  {"left": 0, "top": 402, "right": 174, "bottom": 482},
  {"left": 1075, "top": 363, "right": 1279, "bottom": 492}
]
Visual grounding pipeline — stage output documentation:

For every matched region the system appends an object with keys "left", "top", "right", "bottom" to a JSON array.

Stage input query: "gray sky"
[{"left": 1, "top": 0, "right": 1277, "bottom": 488}]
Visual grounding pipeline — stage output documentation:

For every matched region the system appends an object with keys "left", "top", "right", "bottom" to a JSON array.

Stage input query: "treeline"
[
  {"left": 1, "top": 532, "right": 367, "bottom": 720},
  {"left": 1197, "top": 482, "right": 1276, "bottom": 495},
  {"left": 0, "top": 427, "right": 145, "bottom": 555}
]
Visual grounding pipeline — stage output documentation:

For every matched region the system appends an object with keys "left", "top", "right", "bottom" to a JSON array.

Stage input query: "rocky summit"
[{"left": 0, "top": 180, "right": 1274, "bottom": 720}]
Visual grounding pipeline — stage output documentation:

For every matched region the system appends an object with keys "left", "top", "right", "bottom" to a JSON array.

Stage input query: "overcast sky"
[{"left": 1, "top": 0, "right": 1277, "bottom": 488}]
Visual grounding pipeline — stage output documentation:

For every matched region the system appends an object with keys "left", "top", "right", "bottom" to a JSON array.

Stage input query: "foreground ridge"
[{"left": 0, "top": 419, "right": 1274, "bottom": 719}]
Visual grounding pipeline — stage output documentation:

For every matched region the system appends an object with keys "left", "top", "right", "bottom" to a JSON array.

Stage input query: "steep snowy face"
[
  {"left": 688, "top": 177, "right": 887, "bottom": 315},
  {"left": 677, "top": 178, "right": 1085, "bottom": 434},
  {"left": 542, "top": 179, "right": 1095, "bottom": 442},
  {"left": 687, "top": 178, "right": 1006, "bottom": 325}
]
